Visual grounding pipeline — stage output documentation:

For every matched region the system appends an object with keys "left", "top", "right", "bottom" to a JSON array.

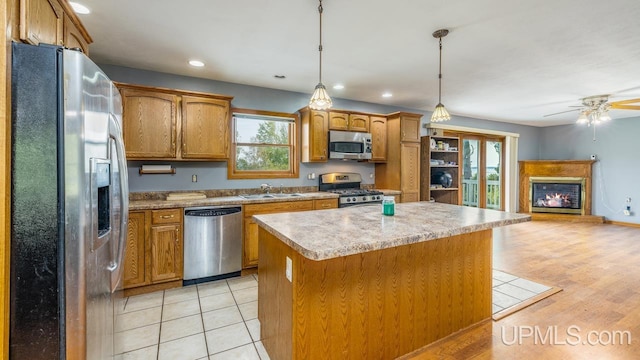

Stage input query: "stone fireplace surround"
[{"left": 518, "top": 160, "right": 604, "bottom": 222}]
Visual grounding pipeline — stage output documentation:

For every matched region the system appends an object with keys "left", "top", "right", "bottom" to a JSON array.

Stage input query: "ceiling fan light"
[
  {"left": 431, "top": 103, "right": 451, "bottom": 122},
  {"left": 576, "top": 112, "right": 589, "bottom": 124},
  {"left": 599, "top": 111, "right": 611, "bottom": 121},
  {"left": 309, "top": 83, "right": 333, "bottom": 110}
]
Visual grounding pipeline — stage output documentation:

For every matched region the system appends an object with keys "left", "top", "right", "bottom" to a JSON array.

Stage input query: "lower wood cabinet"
[
  {"left": 242, "top": 199, "right": 338, "bottom": 269},
  {"left": 124, "top": 208, "right": 183, "bottom": 293}
]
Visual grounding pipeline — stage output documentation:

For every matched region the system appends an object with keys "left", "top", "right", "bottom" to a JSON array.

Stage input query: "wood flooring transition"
[{"left": 403, "top": 220, "right": 640, "bottom": 359}]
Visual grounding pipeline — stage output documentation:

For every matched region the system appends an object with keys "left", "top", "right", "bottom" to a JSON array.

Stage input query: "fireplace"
[{"left": 529, "top": 177, "right": 586, "bottom": 215}]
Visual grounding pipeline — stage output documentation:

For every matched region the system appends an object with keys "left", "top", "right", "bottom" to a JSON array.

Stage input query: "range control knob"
[
  {"left": 352, "top": 197, "right": 357, "bottom": 202},
  {"left": 346, "top": 198, "right": 351, "bottom": 202}
]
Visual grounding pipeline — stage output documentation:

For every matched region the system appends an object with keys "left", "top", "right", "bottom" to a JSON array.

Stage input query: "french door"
[{"left": 460, "top": 135, "right": 504, "bottom": 210}]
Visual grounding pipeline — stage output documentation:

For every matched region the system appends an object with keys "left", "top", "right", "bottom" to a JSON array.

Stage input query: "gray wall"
[
  {"left": 539, "top": 116, "right": 640, "bottom": 223},
  {"left": 101, "top": 65, "right": 541, "bottom": 193}
]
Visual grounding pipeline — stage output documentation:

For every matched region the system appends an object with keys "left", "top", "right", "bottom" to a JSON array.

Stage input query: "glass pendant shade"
[
  {"left": 576, "top": 112, "right": 589, "bottom": 124},
  {"left": 430, "top": 103, "right": 451, "bottom": 122},
  {"left": 599, "top": 111, "right": 611, "bottom": 122},
  {"left": 309, "top": 83, "right": 332, "bottom": 110}
]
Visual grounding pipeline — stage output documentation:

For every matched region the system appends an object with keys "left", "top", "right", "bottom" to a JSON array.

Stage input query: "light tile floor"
[
  {"left": 115, "top": 270, "right": 550, "bottom": 358},
  {"left": 114, "top": 274, "right": 269, "bottom": 360},
  {"left": 492, "top": 269, "right": 551, "bottom": 314}
]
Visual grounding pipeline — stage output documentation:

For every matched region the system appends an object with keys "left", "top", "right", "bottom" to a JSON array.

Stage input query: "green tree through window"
[{"left": 230, "top": 110, "right": 298, "bottom": 179}]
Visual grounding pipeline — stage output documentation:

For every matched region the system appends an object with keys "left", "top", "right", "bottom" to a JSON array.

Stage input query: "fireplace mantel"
[{"left": 519, "top": 160, "right": 602, "bottom": 222}]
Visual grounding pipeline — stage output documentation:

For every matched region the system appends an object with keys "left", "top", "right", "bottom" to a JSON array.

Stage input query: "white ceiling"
[{"left": 77, "top": 0, "right": 640, "bottom": 127}]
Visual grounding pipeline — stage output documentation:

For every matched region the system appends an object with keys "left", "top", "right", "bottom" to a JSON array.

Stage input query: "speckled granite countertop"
[
  {"left": 254, "top": 202, "right": 531, "bottom": 261},
  {"left": 129, "top": 192, "right": 339, "bottom": 210}
]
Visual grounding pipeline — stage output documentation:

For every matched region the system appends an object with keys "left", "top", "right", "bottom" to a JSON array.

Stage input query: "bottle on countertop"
[{"left": 382, "top": 196, "right": 395, "bottom": 216}]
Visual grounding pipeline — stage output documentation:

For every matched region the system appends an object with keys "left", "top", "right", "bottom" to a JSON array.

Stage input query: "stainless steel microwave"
[{"left": 329, "top": 130, "right": 372, "bottom": 160}]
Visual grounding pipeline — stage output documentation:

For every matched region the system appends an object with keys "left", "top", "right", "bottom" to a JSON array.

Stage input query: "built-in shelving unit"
[{"left": 420, "top": 134, "right": 460, "bottom": 204}]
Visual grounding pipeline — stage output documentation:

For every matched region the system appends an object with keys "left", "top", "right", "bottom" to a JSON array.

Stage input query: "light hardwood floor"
[{"left": 406, "top": 221, "right": 640, "bottom": 359}]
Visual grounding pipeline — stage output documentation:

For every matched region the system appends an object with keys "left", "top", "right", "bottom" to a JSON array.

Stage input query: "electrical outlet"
[
  {"left": 285, "top": 257, "right": 292, "bottom": 282},
  {"left": 192, "top": 174, "right": 197, "bottom": 182}
]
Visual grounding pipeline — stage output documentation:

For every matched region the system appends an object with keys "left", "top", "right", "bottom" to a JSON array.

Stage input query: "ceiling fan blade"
[
  {"left": 610, "top": 98, "right": 640, "bottom": 110},
  {"left": 543, "top": 108, "right": 581, "bottom": 117}
]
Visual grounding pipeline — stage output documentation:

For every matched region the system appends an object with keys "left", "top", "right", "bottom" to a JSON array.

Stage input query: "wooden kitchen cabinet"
[
  {"left": 348, "top": 114, "right": 370, "bottom": 132},
  {"left": 117, "top": 83, "right": 233, "bottom": 161},
  {"left": 375, "top": 112, "right": 423, "bottom": 203},
  {"left": 123, "top": 211, "right": 150, "bottom": 289},
  {"left": 120, "top": 87, "right": 178, "bottom": 159},
  {"left": 313, "top": 198, "right": 338, "bottom": 210},
  {"left": 243, "top": 200, "right": 314, "bottom": 268},
  {"left": 181, "top": 95, "right": 230, "bottom": 159},
  {"left": 123, "top": 208, "right": 183, "bottom": 295},
  {"left": 18, "top": 0, "right": 92, "bottom": 51},
  {"left": 400, "top": 114, "right": 421, "bottom": 143},
  {"left": 369, "top": 116, "right": 387, "bottom": 162},
  {"left": 19, "top": 0, "right": 64, "bottom": 46},
  {"left": 329, "top": 111, "right": 369, "bottom": 132},
  {"left": 63, "top": 14, "right": 89, "bottom": 54},
  {"left": 300, "top": 107, "right": 329, "bottom": 162}
]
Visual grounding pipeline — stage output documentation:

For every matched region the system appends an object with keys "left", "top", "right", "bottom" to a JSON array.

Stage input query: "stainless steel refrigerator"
[{"left": 10, "top": 43, "right": 128, "bottom": 359}]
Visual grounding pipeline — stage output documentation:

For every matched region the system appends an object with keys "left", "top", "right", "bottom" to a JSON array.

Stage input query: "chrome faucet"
[
  {"left": 279, "top": 184, "right": 284, "bottom": 194},
  {"left": 260, "top": 183, "right": 272, "bottom": 193}
]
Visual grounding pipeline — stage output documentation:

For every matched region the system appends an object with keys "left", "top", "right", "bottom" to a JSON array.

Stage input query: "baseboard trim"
[{"left": 604, "top": 220, "right": 640, "bottom": 228}]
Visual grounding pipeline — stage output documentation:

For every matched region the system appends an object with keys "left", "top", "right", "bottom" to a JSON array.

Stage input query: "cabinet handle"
[
  {"left": 161, "top": 214, "right": 175, "bottom": 219},
  {"left": 175, "top": 228, "right": 179, "bottom": 242}
]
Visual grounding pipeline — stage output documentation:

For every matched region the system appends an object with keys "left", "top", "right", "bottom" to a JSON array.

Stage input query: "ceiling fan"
[{"left": 544, "top": 94, "right": 640, "bottom": 140}]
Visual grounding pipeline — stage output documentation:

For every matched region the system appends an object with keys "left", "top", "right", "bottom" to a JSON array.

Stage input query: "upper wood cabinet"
[
  {"left": 19, "top": 0, "right": 92, "bottom": 51},
  {"left": 400, "top": 114, "right": 421, "bottom": 142},
  {"left": 117, "top": 83, "right": 233, "bottom": 161},
  {"left": 20, "top": 0, "right": 64, "bottom": 46},
  {"left": 348, "top": 114, "right": 370, "bottom": 132},
  {"left": 63, "top": 14, "right": 89, "bottom": 54},
  {"left": 121, "top": 87, "right": 178, "bottom": 159},
  {"left": 328, "top": 111, "right": 369, "bottom": 132},
  {"left": 369, "top": 116, "right": 387, "bottom": 162},
  {"left": 181, "top": 96, "right": 230, "bottom": 159},
  {"left": 300, "top": 108, "right": 329, "bottom": 162}
]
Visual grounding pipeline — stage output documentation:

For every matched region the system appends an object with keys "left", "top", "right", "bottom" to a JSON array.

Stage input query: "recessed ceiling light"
[
  {"left": 274, "top": 75, "right": 286, "bottom": 79},
  {"left": 382, "top": 92, "right": 393, "bottom": 98},
  {"left": 188, "top": 60, "right": 205, "bottom": 67},
  {"left": 70, "top": 2, "right": 90, "bottom": 15},
  {"left": 333, "top": 84, "right": 344, "bottom": 90}
]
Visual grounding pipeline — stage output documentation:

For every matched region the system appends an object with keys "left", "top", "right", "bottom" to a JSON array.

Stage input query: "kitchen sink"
[
  {"left": 238, "top": 194, "right": 274, "bottom": 199},
  {"left": 238, "top": 193, "right": 303, "bottom": 199},
  {"left": 271, "top": 193, "right": 303, "bottom": 198}
]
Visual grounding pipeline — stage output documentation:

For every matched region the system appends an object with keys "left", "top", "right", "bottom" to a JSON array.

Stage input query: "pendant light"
[
  {"left": 430, "top": 29, "right": 451, "bottom": 122},
  {"left": 309, "top": 0, "right": 332, "bottom": 110}
]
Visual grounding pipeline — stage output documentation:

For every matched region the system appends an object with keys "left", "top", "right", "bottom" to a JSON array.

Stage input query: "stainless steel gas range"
[{"left": 318, "top": 172, "right": 383, "bottom": 207}]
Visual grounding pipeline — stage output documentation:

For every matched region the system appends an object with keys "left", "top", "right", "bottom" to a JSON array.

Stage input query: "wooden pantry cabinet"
[
  {"left": 375, "top": 112, "right": 422, "bottom": 203},
  {"left": 117, "top": 83, "right": 233, "bottom": 161},
  {"left": 18, "top": 0, "right": 92, "bottom": 53},
  {"left": 123, "top": 208, "right": 184, "bottom": 295},
  {"left": 242, "top": 199, "right": 338, "bottom": 269}
]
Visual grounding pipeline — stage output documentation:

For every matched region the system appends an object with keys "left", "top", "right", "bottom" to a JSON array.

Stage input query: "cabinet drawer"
[
  {"left": 314, "top": 199, "right": 338, "bottom": 210},
  {"left": 151, "top": 208, "right": 182, "bottom": 224},
  {"left": 244, "top": 200, "right": 314, "bottom": 218}
]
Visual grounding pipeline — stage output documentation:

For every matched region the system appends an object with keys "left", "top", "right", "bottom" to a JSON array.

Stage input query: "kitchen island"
[{"left": 254, "top": 201, "right": 530, "bottom": 360}]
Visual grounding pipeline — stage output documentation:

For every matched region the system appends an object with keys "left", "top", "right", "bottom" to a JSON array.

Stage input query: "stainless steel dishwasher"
[{"left": 183, "top": 206, "right": 242, "bottom": 283}]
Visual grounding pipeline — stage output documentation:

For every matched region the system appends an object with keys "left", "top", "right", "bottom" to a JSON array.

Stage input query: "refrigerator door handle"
[{"left": 108, "top": 113, "right": 129, "bottom": 291}]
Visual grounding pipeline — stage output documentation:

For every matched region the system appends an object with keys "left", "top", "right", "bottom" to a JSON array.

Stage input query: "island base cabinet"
[{"left": 258, "top": 227, "right": 493, "bottom": 360}]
